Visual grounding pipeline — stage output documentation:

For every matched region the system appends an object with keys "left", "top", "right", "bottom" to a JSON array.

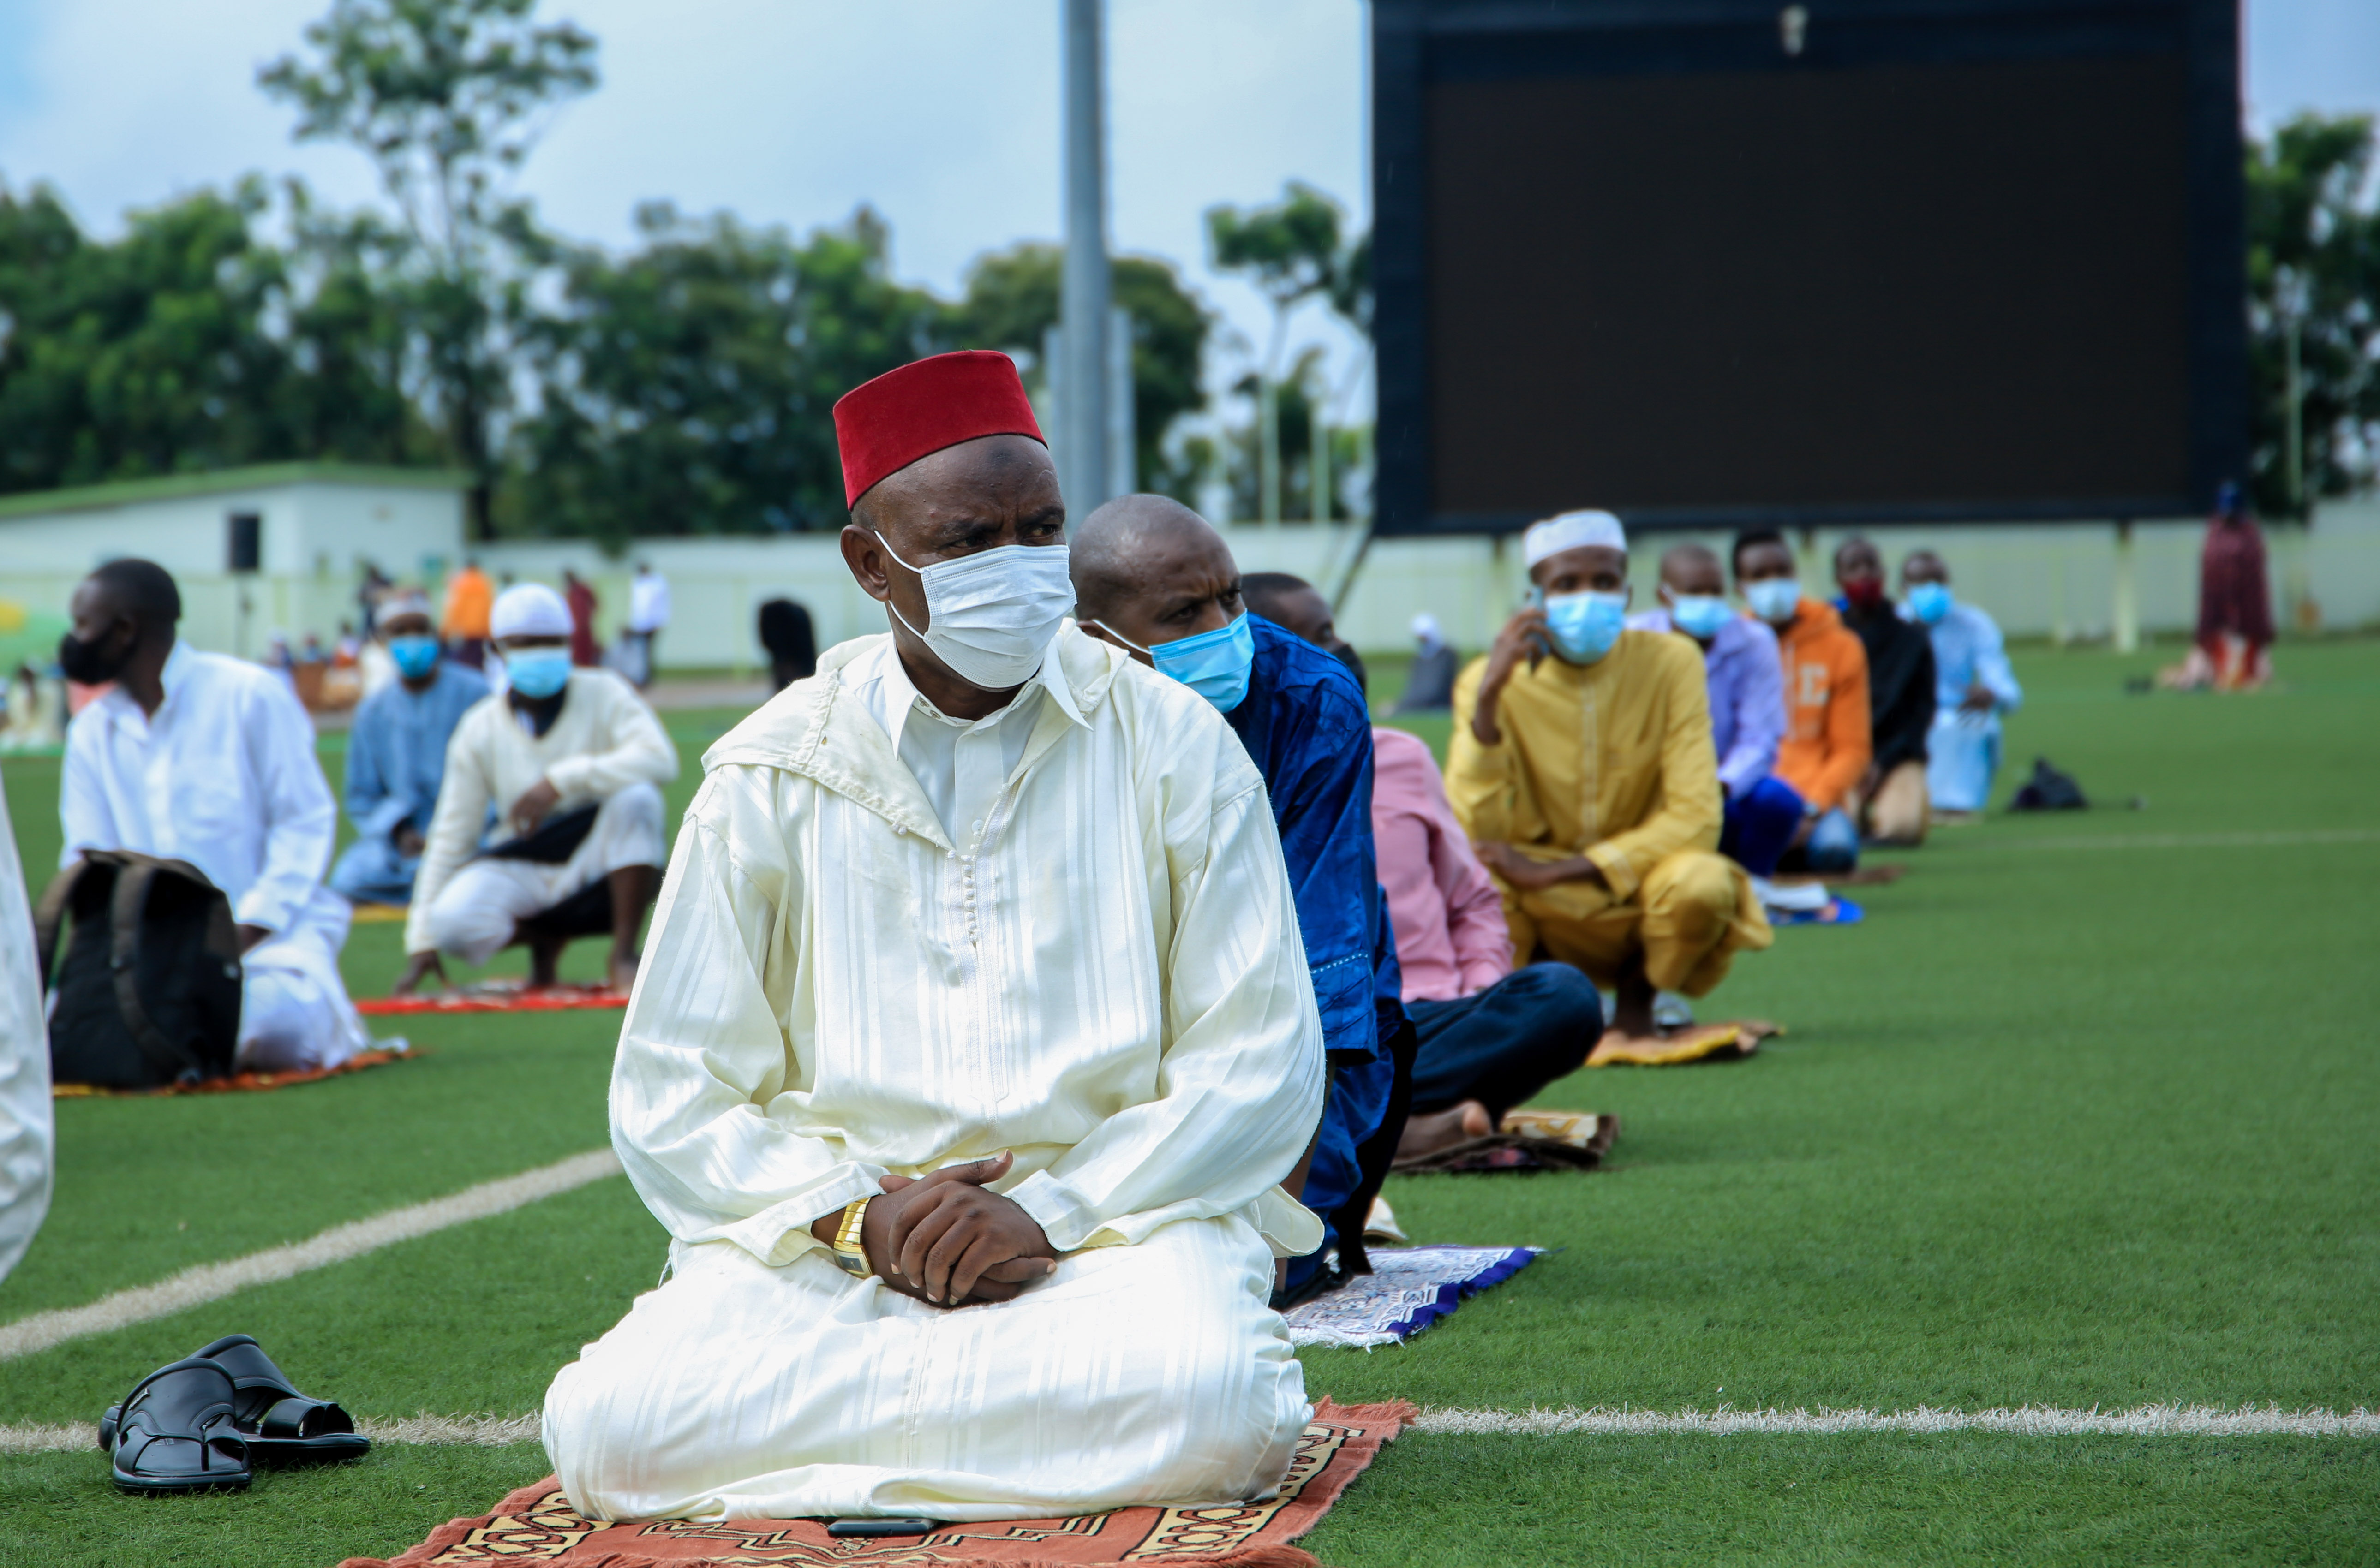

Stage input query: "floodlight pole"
[{"left": 1061, "top": 0, "right": 1113, "bottom": 516}]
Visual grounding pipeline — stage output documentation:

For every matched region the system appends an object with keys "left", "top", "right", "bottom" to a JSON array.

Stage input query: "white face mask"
[{"left": 879, "top": 537, "right": 1076, "bottom": 690}]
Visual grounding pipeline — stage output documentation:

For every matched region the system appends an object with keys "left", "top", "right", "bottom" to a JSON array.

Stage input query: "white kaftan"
[
  {"left": 406, "top": 667, "right": 676, "bottom": 960},
  {"left": 546, "top": 628, "right": 1328, "bottom": 1522},
  {"left": 60, "top": 644, "right": 368, "bottom": 1073},
  {"left": 0, "top": 763, "right": 54, "bottom": 1283}
]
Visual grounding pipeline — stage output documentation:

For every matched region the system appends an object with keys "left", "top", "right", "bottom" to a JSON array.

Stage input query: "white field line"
[
  {"left": 7, "top": 1403, "right": 2373, "bottom": 1455},
  {"left": 0, "top": 1149, "right": 622, "bottom": 1362},
  {"left": 0, "top": 1412, "right": 542, "bottom": 1454},
  {"left": 1411, "top": 1404, "right": 2380, "bottom": 1437},
  {"left": 1985, "top": 828, "right": 2380, "bottom": 853}
]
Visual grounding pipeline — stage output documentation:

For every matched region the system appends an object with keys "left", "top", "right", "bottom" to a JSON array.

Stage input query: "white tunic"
[
  {"left": 60, "top": 644, "right": 367, "bottom": 1072},
  {"left": 0, "top": 764, "right": 53, "bottom": 1284},
  {"left": 545, "top": 628, "right": 1327, "bottom": 1522},
  {"left": 405, "top": 667, "right": 678, "bottom": 958}
]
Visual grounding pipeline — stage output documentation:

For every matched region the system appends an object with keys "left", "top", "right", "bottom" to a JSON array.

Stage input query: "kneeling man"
[
  {"left": 398, "top": 584, "right": 677, "bottom": 994},
  {"left": 1453, "top": 512, "right": 1773, "bottom": 1039},
  {"left": 544, "top": 352, "right": 1325, "bottom": 1522}
]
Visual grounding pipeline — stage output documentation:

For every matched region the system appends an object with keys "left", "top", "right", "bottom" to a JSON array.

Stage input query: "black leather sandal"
[
  {"left": 107, "top": 1359, "right": 251, "bottom": 1495},
  {"left": 191, "top": 1334, "right": 371, "bottom": 1466}
]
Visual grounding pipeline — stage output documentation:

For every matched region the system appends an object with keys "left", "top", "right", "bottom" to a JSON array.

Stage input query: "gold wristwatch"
[{"left": 829, "top": 1198, "right": 873, "bottom": 1277}]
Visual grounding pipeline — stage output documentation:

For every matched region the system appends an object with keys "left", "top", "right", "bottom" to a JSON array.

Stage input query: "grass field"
[{"left": 2, "top": 640, "right": 2376, "bottom": 1566}]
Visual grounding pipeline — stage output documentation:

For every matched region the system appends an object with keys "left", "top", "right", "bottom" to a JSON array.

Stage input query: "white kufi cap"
[
  {"left": 1523, "top": 509, "right": 1627, "bottom": 569},
  {"left": 490, "top": 583, "right": 572, "bottom": 640}
]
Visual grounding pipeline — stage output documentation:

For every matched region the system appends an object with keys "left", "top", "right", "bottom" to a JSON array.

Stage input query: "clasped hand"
[{"left": 832, "top": 1151, "right": 1059, "bottom": 1308}]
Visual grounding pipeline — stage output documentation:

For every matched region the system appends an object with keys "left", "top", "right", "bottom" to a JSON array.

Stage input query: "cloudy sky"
[{"left": 1, "top": 0, "right": 2374, "bottom": 418}]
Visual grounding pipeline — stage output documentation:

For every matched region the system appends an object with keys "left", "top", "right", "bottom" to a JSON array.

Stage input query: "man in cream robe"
[{"left": 544, "top": 351, "right": 1326, "bottom": 1523}]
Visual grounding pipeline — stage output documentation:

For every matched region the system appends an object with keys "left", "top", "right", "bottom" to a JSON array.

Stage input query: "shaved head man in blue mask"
[{"left": 1075, "top": 495, "right": 1411, "bottom": 1306}]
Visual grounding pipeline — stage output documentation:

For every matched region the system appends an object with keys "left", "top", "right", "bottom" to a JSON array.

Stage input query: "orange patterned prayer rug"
[
  {"left": 52, "top": 1046, "right": 416, "bottom": 1098},
  {"left": 356, "top": 983, "right": 627, "bottom": 1016},
  {"left": 340, "top": 1400, "right": 1414, "bottom": 1568}
]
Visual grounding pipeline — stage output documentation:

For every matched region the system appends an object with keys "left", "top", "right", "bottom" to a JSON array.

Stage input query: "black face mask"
[{"left": 58, "top": 628, "right": 132, "bottom": 686}]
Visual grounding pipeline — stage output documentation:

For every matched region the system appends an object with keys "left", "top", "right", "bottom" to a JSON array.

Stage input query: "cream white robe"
[
  {"left": 0, "top": 763, "right": 53, "bottom": 1283},
  {"left": 546, "top": 628, "right": 1327, "bottom": 1522}
]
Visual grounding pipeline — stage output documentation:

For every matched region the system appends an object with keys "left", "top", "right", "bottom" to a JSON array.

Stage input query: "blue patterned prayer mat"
[{"left": 1281, "top": 1245, "right": 1540, "bottom": 1349}]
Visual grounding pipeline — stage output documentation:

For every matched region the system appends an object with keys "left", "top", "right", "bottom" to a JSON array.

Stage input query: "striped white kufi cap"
[
  {"left": 1523, "top": 509, "right": 1627, "bottom": 568},
  {"left": 490, "top": 583, "right": 572, "bottom": 640}
]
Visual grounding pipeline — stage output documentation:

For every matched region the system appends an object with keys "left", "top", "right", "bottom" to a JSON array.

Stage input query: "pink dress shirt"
[{"left": 1371, "top": 727, "right": 1513, "bottom": 1003}]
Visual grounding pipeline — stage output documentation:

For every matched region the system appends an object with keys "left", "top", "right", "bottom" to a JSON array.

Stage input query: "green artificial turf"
[{"left": 1, "top": 645, "right": 2375, "bottom": 1565}]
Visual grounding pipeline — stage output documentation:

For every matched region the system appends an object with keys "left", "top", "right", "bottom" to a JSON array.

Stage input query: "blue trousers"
[
  {"left": 1406, "top": 963, "right": 1606, "bottom": 1121},
  {"left": 1718, "top": 776, "right": 1805, "bottom": 878},
  {"left": 329, "top": 836, "right": 419, "bottom": 905}
]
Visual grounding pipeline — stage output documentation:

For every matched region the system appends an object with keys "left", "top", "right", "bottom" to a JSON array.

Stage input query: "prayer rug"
[
  {"left": 340, "top": 1399, "right": 1414, "bottom": 1568},
  {"left": 1768, "top": 896, "right": 1864, "bottom": 927},
  {"left": 1282, "top": 1247, "right": 1538, "bottom": 1350},
  {"left": 52, "top": 1045, "right": 414, "bottom": 1098},
  {"left": 1586, "top": 1019, "right": 1781, "bottom": 1067},
  {"left": 357, "top": 983, "right": 627, "bottom": 1016},
  {"left": 1390, "top": 1110, "right": 1617, "bottom": 1173},
  {"left": 349, "top": 902, "right": 410, "bottom": 923}
]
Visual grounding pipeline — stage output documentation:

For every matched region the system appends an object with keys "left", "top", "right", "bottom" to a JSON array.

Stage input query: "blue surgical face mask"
[
  {"left": 1906, "top": 582, "right": 1954, "bottom": 625},
  {"left": 1094, "top": 612, "right": 1256, "bottom": 713},
  {"left": 503, "top": 647, "right": 572, "bottom": 699},
  {"left": 1744, "top": 578, "right": 1802, "bottom": 626},
  {"left": 388, "top": 634, "right": 441, "bottom": 680},
  {"left": 1542, "top": 590, "right": 1629, "bottom": 665},
  {"left": 1668, "top": 594, "right": 1734, "bottom": 641}
]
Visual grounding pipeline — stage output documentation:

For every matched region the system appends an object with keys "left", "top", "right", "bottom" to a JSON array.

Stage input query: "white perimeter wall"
[
  {"left": 0, "top": 481, "right": 463, "bottom": 656},
  {"left": 7, "top": 493, "right": 2373, "bottom": 669},
  {"left": 471, "top": 501, "right": 2380, "bottom": 672}
]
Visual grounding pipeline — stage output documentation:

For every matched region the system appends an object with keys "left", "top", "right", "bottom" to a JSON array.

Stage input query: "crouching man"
[
  {"left": 395, "top": 583, "right": 677, "bottom": 995},
  {"left": 541, "top": 352, "right": 1323, "bottom": 1522}
]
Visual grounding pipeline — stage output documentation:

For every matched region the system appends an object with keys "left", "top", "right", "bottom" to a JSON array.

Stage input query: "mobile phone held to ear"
[{"left": 827, "top": 1517, "right": 942, "bottom": 1538}]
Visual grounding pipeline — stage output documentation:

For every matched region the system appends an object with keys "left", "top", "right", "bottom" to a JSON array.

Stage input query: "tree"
[
  {"left": 261, "top": 0, "right": 598, "bottom": 537},
  {"left": 955, "top": 243, "right": 1213, "bottom": 498},
  {"left": 1208, "top": 184, "right": 1374, "bottom": 523},
  {"left": 2245, "top": 114, "right": 2380, "bottom": 518},
  {"left": 505, "top": 205, "right": 953, "bottom": 543}
]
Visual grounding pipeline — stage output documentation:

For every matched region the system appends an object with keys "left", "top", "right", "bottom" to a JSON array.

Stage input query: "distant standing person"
[
  {"left": 622, "top": 561, "right": 670, "bottom": 688},
  {"left": 756, "top": 597, "right": 817, "bottom": 691},
  {"left": 1395, "top": 613, "right": 1459, "bottom": 713},
  {"left": 443, "top": 558, "right": 493, "bottom": 669},
  {"left": 564, "top": 569, "right": 602, "bottom": 668},
  {"left": 1832, "top": 538, "right": 1935, "bottom": 847},
  {"left": 2193, "top": 482, "right": 2274, "bottom": 691},
  {"left": 1903, "top": 551, "right": 2021, "bottom": 817}
]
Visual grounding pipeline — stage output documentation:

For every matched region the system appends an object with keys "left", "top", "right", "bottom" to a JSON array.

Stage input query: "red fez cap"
[{"left": 833, "top": 350, "right": 1045, "bottom": 509}]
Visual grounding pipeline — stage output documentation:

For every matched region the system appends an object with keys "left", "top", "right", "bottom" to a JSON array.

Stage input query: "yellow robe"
[{"left": 1447, "top": 630, "right": 1772, "bottom": 996}]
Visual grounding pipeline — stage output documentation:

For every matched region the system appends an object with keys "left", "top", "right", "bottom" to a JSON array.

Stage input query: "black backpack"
[
  {"left": 2009, "top": 757, "right": 2089, "bottom": 813},
  {"left": 34, "top": 851, "right": 243, "bottom": 1089}
]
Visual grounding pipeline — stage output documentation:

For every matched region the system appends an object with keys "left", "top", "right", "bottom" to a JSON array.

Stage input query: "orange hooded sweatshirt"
[{"left": 1773, "top": 597, "right": 1872, "bottom": 814}]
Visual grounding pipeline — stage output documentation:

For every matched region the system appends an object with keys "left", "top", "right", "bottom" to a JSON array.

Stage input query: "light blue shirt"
[
  {"left": 1922, "top": 601, "right": 2021, "bottom": 718},
  {"left": 344, "top": 661, "right": 490, "bottom": 846}
]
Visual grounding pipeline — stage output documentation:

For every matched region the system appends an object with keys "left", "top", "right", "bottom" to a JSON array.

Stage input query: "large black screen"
[{"left": 1372, "top": 0, "right": 2246, "bottom": 533}]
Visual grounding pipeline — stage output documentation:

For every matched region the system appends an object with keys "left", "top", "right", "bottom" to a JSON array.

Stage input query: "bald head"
[
  {"left": 1071, "top": 494, "right": 1243, "bottom": 664},
  {"left": 1658, "top": 543, "right": 1724, "bottom": 599}
]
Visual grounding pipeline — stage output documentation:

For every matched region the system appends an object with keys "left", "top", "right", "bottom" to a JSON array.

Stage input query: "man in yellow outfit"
[{"left": 1450, "top": 510, "right": 1772, "bottom": 1041}]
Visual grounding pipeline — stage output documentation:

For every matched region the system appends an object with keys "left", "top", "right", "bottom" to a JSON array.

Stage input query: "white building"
[{"left": 0, "top": 464, "right": 469, "bottom": 657}]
